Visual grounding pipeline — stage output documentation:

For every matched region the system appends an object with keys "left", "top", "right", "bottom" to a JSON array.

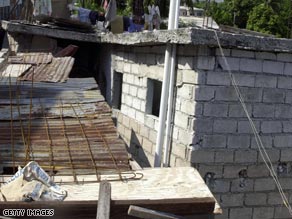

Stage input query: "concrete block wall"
[{"left": 110, "top": 43, "right": 292, "bottom": 218}]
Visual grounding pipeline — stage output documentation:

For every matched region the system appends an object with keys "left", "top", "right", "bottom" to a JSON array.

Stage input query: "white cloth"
[{"left": 31, "top": 0, "right": 52, "bottom": 16}]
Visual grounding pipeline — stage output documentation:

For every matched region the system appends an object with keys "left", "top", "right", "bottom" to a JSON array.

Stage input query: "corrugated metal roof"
[
  {"left": 0, "top": 77, "right": 130, "bottom": 182},
  {"left": 20, "top": 56, "right": 74, "bottom": 82},
  {"left": 1, "top": 64, "right": 32, "bottom": 77},
  {"left": 9, "top": 53, "right": 53, "bottom": 65}
]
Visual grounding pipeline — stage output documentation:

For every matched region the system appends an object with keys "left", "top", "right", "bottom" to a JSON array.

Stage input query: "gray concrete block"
[
  {"left": 180, "top": 99, "right": 196, "bottom": 115},
  {"left": 240, "top": 87, "right": 263, "bottom": 102},
  {"left": 253, "top": 104, "right": 275, "bottom": 118},
  {"left": 253, "top": 207, "right": 275, "bottom": 219},
  {"left": 177, "top": 84, "right": 194, "bottom": 99},
  {"left": 263, "top": 89, "right": 285, "bottom": 103},
  {"left": 238, "top": 120, "right": 260, "bottom": 134},
  {"left": 283, "top": 121, "right": 292, "bottom": 132},
  {"left": 192, "top": 118, "right": 213, "bottom": 133},
  {"left": 213, "top": 120, "right": 237, "bottom": 133},
  {"left": 232, "top": 49, "right": 255, "bottom": 58},
  {"left": 229, "top": 208, "right": 252, "bottom": 219},
  {"left": 277, "top": 76, "right": 292, "bottom": 89},
  {"left": 250, "top": 135, "right": 273, "bottom": 149},
  {"left": 227, "top": 135, "right": 250, "bottom": 148},
  {"left": 277, "top": 53, "right": 292, "bottom": 62},
  {"left": 234, "top": 150, "right": 257, "bottom": 163},
  {"left": 245, "top": 193, "right": 267, "bottom": 206},
  {"left": 190, "top": 149, "right": 215, "bottom": 163},
  {"left": 274, "top": 135, "right": 292, "bottom": 147},
  {"left": 202, "top": 134, "right": 227, "bottom": 148},
  {"left": 171, "top": 142, "right": 187, "bottom": 159},
  {"left": 284, "top": 62, "right": 292, "bottom": 75},
  {"left": 206, "top": 72, "right": 231, "bottom": 86},
  {"left": 229, "top": 104, "right": 252, "bottom": 118},
  {"left": 215, "top": 150, "right": 234, "bottom": 163},
  {"left": 231, "top": 178, "right": 253, "bottom": 192},
  {"left": 178, "top": 129, "right": 192, "bottom": 145},
  {"left": 217, "top": 57, "right": 240, "bottom": 71},
  {"left": 198, "top": 164, "right": 224, "bottom": 178},
  {"left": 194, "top": 86, "right": 215, "bottom": 101},
  {"left": 274, "top": 206, "right": 291, "bottom": 219},
  {"left": 197, "top": 56, "right": 215, "bottom": 70},
  {"left": 204, "top": 103, "right": 228, "bottom": 117},
  {"left": 213, "top": 179, "right": 230, "bottom": 193},
  {"left": 263, "top": 60, "right": 284, "bottom": 75},
  {"left": 223, "top": 165, "right": 247, "bottom": 178},
  {"left": 275, "top": 105, "right": 292, "bottom": 118},
  {"left": 174, "top": 111, "right": 189, "bottom": 129},
  {"left": 256, "top": 52, "right": 277, "bottom": 60},
  {"left": 268, "top": 192, "right": 289, "bottom": 205},
  {"left": 178, "top": 56, "right": 193, "bottom": 70},
  {"left": 181, "top": 69, "right": 199, "bottom": 84},
  {"left": 215, "top": 87, "right": 238, "bottom": 101},
  {"left": 261, "top": 121, "right": 282, "bottom": 133},
  {"left": 254, "top": 178, "right": 276, "bottom": 191},
  {"left": 233, "top": 73, "right": 255, "bottom": 87},
  {"left": 240, "top": 58, "right": 262, "bottom": 73},
  {"left": 278, "top": 178, "right": 292, "bottom": 190},
  {"left": 216, "top": 48, "right": 231, "bottom": 56},
  {"left": 255, "top": 75, "right": 277, "bottom": 88},
  {"left": 284, "top": 90, "right": 292, "bottom": 104},
  {"left": 247, "top": 164, "right": 270, "bottom": 177},
  {"left": 280, "top": 149, "right": 292, "bottom": 162},
  {"left": 257, "top": 149, "right": 280, "bottom": 163},
  {"left": 221, "top": 193, "right": 244, "bottom": 207}
]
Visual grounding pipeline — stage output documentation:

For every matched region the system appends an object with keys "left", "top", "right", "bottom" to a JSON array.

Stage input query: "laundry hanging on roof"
[{"left": 32, "top": 0, "right": 52, "bottom": 16}]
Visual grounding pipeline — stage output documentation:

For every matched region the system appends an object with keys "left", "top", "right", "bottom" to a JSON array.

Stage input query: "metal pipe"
[
  {"left": 154, "top": 0, "right": 179, "bottom": 167},
  {"left": 163, "top": 0, "right": 181, "bottom": 167}
]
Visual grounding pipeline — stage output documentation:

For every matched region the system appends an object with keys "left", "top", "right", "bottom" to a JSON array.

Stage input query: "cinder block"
[
  {"left": 217, "top": 57, "right": 240, "bottom": 71},
  {"left": 202, "top": 134, "right": 227, "bottom": 148},
  {"left": 216, "top": 48, "right": 231, "bottom": 56},
  {"left": 178, "top": 129, "right": 192, "bottom": 145},
  {"left": 278, "top": 178, "right": 292, "bottom": 190},
  {"left": 171, "top": 142, "right": 187, "bottom": 159},
  {"left": 221, "top": 193, "right": 244, "bottom": 207},
  {"left": 149, "top": 129, "right": 157, "bottom": 143},
  {"left": 146, "top": 53, "right": 156, "bottom": 65},
  {"left": 192, "top": 118, "right": 213, "bottom": 133},
  {"left": 261, "top": 121, "right": 282, "bottom": 133},
  {"left": 178, "top": 56, "right": 193, "bottom": 70},
  {"left": 223, "top": 165, "right": 247, "bottom": 178},
  {"left": 285, "top": 90, "right": 292, "bottom": 104},
  {"left": 250, "top": 135, "right": 273, "bottom": 149},
  {"left": 284, "top": 63, "right": 292, "bottom": 75},
  {"left": 232, "top": 49, "right": 255, "bottom": 58},
  {"left": 215, "top": 150, "right": 234, "bottom": 163},
  {"left": 213, "top": 179, "right": 230, "bottom": 193},
  {"left": 177, "top": 84, "right": 194, "bottom": 99},
  {"left": 277, "top": 53, "right": 292, "bottom": 62},
  {"left": 206, "top": 72, "right": 231, "bottom": 86},
  {"left": 177, "top": 45, "right": 197, "bottom": 56},
  {"left": 253, "top": 104, "right": 275, "bottom": 118},
  {"left": 233, "top": 73, "right": 255, "bottom": 87},
  {"left": 139, "top": 126, "right": 149, "bottom": 138},
  {"left": 213, "top": 119, "right": 237, "bottom": 133},
  {"left": 181, "top": 69, "right": 199, "bottom": 84},
  {"left": 257, "top": 149, "right": 280, "bottom": 163},
  {"left": 256, "top": 52, "right": 277, "bottom": 60},
  {"left": 231, "top": 178, "right": 253, "bottom": 192},
  {"left": 197, "top": 56, "right": 215, "bottom": 70},
  {"left": 180, "top": 100, "right": 196, "bottom": 115},
  {"left": 263, "top": 60, "right": 284, "bottom": 75},
  {"left": 240, "top": 87, "right": 263, "bottom": 102},
  {"left": 277, "top": 76, "right": 292, "bottom": 89},
  {"left": 123, "top": 62, "right": 131, "bottom": 73},
  {"left": 268, "top": 192, "right": 289, "bottom": 205},
  {"left": 137, "top": 88, "right": 147, "bottom": 99},
  {"left": 174, "top": 111, "right": 189, "bottom": 130},
  {"left": 215, "top": 87, "right": 238, "bottom": 101},
  {"left": 245, "top": 193, "right": 267, "bottom": 206},
  {"left": 190, "top": 149, "right": 215, "bottom": 163},
  {"left": 142, "top": 138, "right": 153, "bottom": 154},
  {"left": 263, "top": 89, "right": 285, "bottom": 103},
  {"left": 234, "top": 150, "right": 257, "bottom": 163},
  {"left": 274, "top": 206, "right": 291, "bottom": 219},
  {"left": 255, "top": 75, "right": 277, "bottom": 88},
  {"left": 131, "top": 63, "right": 139, "bottom": 74},
  {"left": 280, "top": 149, "right": 292, "bottom": 162},
  {"left": 203, "top": 103, "right": 228, "bottom": 117},
  {"left": 124, "top": 94, "right": 133, "bottom": 107},
  {"left": 197, "top": 45, "right": 212, "bottom": 56},
  {"left": 254, "top": 178, "right": 276, "bottom": 191},
  {"left": 132, "top": 98, "right": 141, "bottom": 110},
  {"left": 283, "top": 121, "right": 292, "bottom": 132},
  {"left": 229, "top": 208, "right": 252, "bottom": 219},
  {"left": 275, "top": 105, "right": 292, "bottom": 118},
  {"left": 229, "top": 104, "right": 252, "bottom": 118},
  {"left": 145, "top": 115, "right": 155, "bottom": 129},
  {"left": 240, "top": 58, "right": 262, "bottom": 73},
  {"left": 227, "top": 135, "right": 250, "bottom": 149},
  {"left": 247, "top": 164, "right": 270, "bottom": 177},
  {"left": 194, "top": 86, "right": 215, "bottom": 101},
  {"left": 274, "top": 135, "right": 292, "bottom": 147},
  {"left": 198, "top": 164, "right": 224, "bottom": 178},
  {"left": 253, "top": 207, "right": 275, "bottom": 219},
  {"left": 135, "top": 110, "right": 144, "bottom": 123}
]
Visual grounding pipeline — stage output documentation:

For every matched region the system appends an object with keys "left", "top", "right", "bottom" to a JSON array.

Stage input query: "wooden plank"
[
  {"left": 128, "top": 205, "right": 184, "bottom": 219},
  {"left": 97, "top": 181, "right": 111, "bottom": 219}
]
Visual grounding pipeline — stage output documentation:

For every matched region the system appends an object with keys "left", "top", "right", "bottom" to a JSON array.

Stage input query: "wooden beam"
[
  {"left": 96, "top": 181, "right": 111, "bottom": 219},
  {"left": 128, "top": 205, "right": 185, "bottom": 219}
]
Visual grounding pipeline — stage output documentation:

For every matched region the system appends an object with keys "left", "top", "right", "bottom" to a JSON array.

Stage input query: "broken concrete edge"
[{"left": 2, "top": 20, "right": 292, "bottom": 53}]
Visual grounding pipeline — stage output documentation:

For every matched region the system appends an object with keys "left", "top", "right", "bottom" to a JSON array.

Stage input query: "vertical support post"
[{"left": 96, "top": 181, "right": 111, "bottom": 219}]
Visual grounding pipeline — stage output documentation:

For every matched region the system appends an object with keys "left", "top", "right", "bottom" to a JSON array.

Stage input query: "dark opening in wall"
[
  {"left": 146, "top": 79, "right": 162, "bottom": 117},
  {"left": 112, "top": 72, "right": 123, "bottom": 110}
]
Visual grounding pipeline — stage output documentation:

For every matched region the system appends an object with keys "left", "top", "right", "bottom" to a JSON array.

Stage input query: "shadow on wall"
[{"left": 128, "top": 130, "right": 151, "bottom": 168}]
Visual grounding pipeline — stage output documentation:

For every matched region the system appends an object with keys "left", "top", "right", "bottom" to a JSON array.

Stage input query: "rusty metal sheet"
[
  {"left": 9, "top": 53, "right": 53, "bottom": 65},
  {"left": 0, "top": 77, "right": 130, "bottom": 182},
  {"left": 1, "top": 64, "right": 32, "bottom": 77},
  {"left": 20, "top": 57, "right": 74, "bottom": 83}
]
